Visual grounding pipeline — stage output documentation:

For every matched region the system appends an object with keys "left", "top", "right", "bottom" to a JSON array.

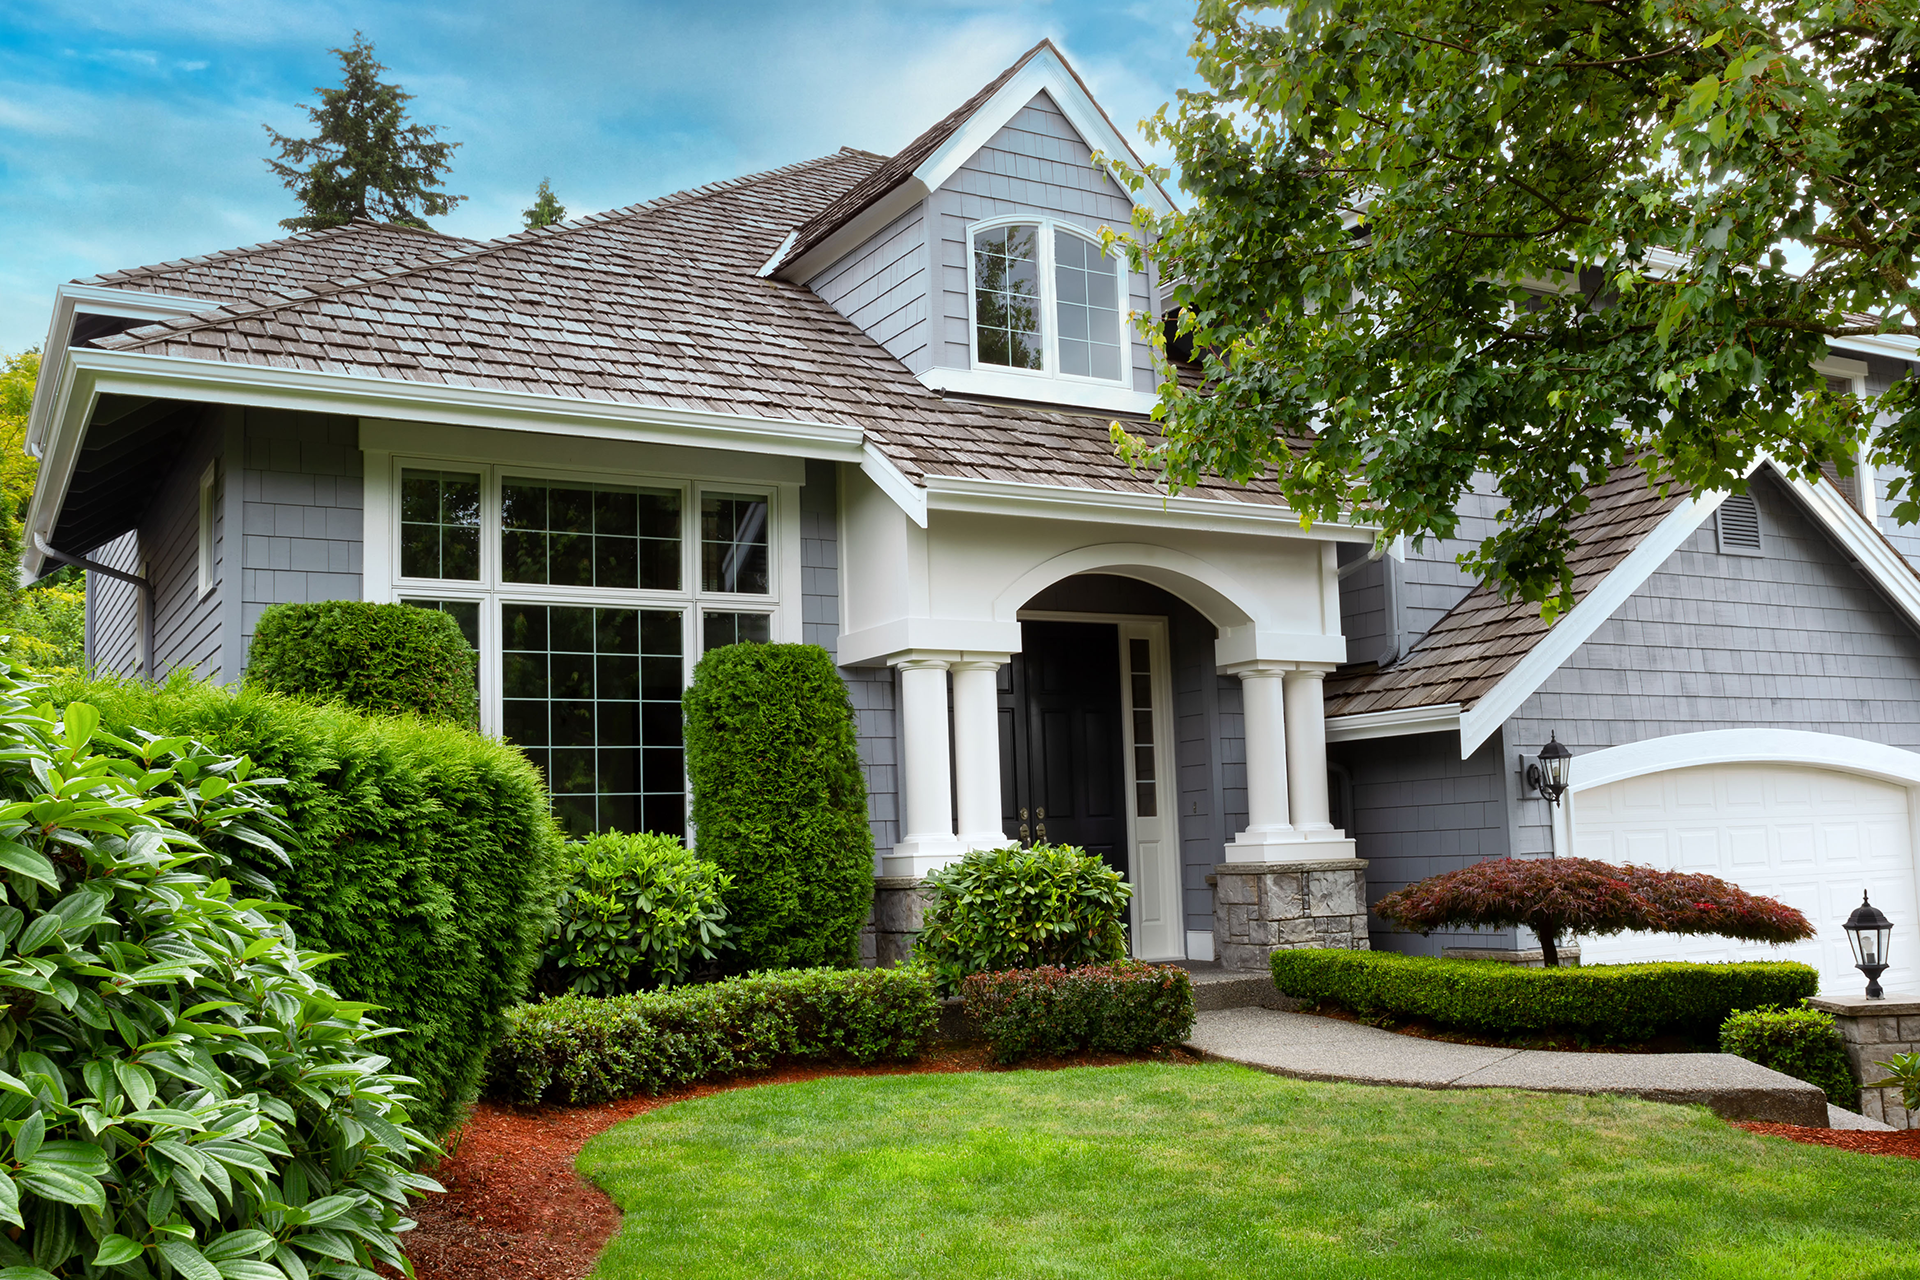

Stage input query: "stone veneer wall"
[
  {"left": 1810, "top": 993, "right": 1920, "bottom": 1128},
  {"left": 1211, "top": 859, "right": 1372, "bottom": 971}
]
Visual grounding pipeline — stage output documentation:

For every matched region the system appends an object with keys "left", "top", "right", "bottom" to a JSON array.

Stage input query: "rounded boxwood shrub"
[
  {"left": 48, "top": 671, "right": 563, "bottom": 1137},
  {"left": 1721, "top": 1004, "right": 1859, "bottom": 1110},
  {"left": 0, "top": 670, "right": 436, "bottom": 1277},
  {"left": 246, "top": 599, "right": 479, "bottom": 726},
  {"left": 913, "top": 843, "right": 1131, "bottom": 995},
  {"left": 539, "top": 831, "right": 734, "bottom": 996},
  {"left": 1271, "top": 948, "right": 1819, "bottom": 1043},
  {"left": 683, "top": 643, "right": 872, "bottom": 970}
]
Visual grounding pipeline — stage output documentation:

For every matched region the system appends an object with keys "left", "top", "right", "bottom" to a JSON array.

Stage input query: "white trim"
[
  {"left": 924, "top": 474, "right": 1376, "bottom": 539},
  {"left": 963, "top": 216, "right": 1131, "bottom": 393},
  {"left": 1324, "top": 702, "right": 1462, "bottom": 743},
  {"left": 1457, "top": 486, "right": 1730, "bottom": 756},
  {"left": 781, "top": 180, "right": 931, "bottom": 285},
  {"left": 859, "top": 443, "right": 928, "bottom": 528},
  {"left": 1828, "top": 332, "right": 1920, "bottom": 362},
  {"left": 917, "top": 365, "right": 1157, "bottom": 415},
  {"left": 1569, "top": 729, "right": 1920, "bottom": 793},
  {"left": 913, "top": 47, "right": 1174, "bottom": 218}
]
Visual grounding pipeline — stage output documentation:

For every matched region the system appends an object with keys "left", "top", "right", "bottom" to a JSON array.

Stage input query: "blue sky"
[{"left": 0, "top": 0, "right": 1201, "bottom": 354}]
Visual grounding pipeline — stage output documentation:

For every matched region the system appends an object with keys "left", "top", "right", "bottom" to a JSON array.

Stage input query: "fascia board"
[
  {"left": 917, "top": 365, "right": 1159, "bottom": 416},
  {"left": 1828, "top": 332, "right": 1920, "bottom": 362},
  {"left": 780, "top": 179, "right": 929, "bottom": 284},
  {"left": 1571, "top": 727, "right": 1920, "bottom": 793},
  {"left": 913, "top": 51, "right": 1175, "bottom": 217},
  {"left": 1777, "top": 463, "right": 1920, "bottom": 629},
  {"left": 922, "top": 473, "right": 1379, "bottom": 540},
  {"left": 860, "top": 443, "right": 929, "bottom": 528},
  {"left": 1456, "top": 485, "right": 1728, "bottom": 758},
  {"left": 1324, "top": 703, "right": 1463, "bottom": 743},
  {"left": 21, "top": 353, "right": 104, "bottom": 579},
  {"left": 26, "top": 283, "right": 221, "bottom": 455}
]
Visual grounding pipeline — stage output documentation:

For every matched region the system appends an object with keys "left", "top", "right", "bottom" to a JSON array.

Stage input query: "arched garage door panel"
[{"left": 1574, "top": 762, "right": 1918, "bottom": 994}]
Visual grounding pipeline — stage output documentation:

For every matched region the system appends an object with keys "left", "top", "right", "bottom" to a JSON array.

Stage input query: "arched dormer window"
[{"left": 970, "top": 218, "right": 1126, "bottom": 385}]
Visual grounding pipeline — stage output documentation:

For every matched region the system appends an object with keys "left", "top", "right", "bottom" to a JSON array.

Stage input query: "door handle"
[
  {"left": 1037, "top": 823, "right": 1047, "bottom": 842},
  {"left": 1019, "top": 822, "right": 1030, "bottom": 844},
  {"left": 1037, "top": 808, "right": 1046, "bottom": 819},
  {"left": 1020, "top": 808, "right": 1030, "bottom": 820}
]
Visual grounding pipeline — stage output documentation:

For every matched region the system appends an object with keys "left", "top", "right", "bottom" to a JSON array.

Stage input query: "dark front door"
[{"left": 999, "top": 620, "right": 1129, "bottom": 878}]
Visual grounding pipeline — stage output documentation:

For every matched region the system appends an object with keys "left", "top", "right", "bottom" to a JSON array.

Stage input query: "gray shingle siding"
[
  {"left": 809, "top": 207, "right": 930, "bottom": 374},
  {"left": 1330, "top": 729, "right": 1515, "bottom": 955},
  {"left": 238, "top": 407, "right": 364, "bottom": 657},
  {"left": 84, "top": 532, "right": 142, "bottom": 677},
  {"left": 930, "top": 91, "right": 1154, "bottom": 390},
  {"left": 1502, "top": 467, "right": 1920, "bottom": 857}
]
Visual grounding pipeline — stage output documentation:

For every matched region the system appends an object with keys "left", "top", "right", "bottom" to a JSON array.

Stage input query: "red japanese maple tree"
[{"left": 1372, "top": 857, "right": 1815, "bottom": 967}]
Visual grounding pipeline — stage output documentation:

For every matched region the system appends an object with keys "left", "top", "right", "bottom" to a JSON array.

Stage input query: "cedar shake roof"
[
  {"left": 92, "top": 147, "right": 1283, "bottom": 505},
  {"left": 1324, "top": 462, "right": 1690, "bottom": 718},
  {"left": 75, "top": 220, "right": 488, "bottom": 309}
]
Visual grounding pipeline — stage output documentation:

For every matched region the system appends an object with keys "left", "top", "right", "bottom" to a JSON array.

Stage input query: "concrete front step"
[{"left": 1187, "top": 1007, "right": 1829, "bottom": 1126}]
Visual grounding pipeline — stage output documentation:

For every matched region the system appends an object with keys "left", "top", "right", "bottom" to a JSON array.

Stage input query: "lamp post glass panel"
[
  {"left": 1528, "top": 733, "right": 1573, "bottom": 807},
  {"left": 1844, "top": 891, "right": 1895, "bottom": 1000}
]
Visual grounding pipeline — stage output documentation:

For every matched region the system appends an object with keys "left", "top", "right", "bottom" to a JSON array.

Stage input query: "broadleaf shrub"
[
  {"left": 1720, "top": 1004, "right": 1858, "bottom": 1110},
  {"left": 489, "top": 967, "right": 938, "bottom": 1104},
  {"left": 1373, "top": 856, "right": 1815, "bottom": 966},
  {"left": 48, "top": 671, "right": 564, "bottom": 1135},
  {"left": 1271, "top": 948, "right": 1819, "bottom": 1042},
  {"left": 913, "top": 843, "right": 1132, "bottom": 995},
  {"left": 962, "top": 963, "right": 1196, "bottom": 1064},
  {"left": 683, "top": 643, "right": 872, "bottom": 970},
  {"left": 0, "top": 665, "right": 438, "bottom": 1277},
  {"left": 247, "top": 599, "right": 479, "bottom": 726},
  {"left": 539, "top": 832, "right": 733, "bottom": 995}
]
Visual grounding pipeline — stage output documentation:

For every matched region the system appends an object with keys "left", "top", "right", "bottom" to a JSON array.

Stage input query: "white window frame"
[
  {"left": 369, "top": 453, "right": 797, "bottom": 739},
  {"left": 966, "top": 215, "right": 1130, "bottom": 389},
  {"left": 1816, "top": 354, "right": 1876, "bottom": 522},
  {"left": 196, "top": 460, "right": 217, "bottom": 598}
]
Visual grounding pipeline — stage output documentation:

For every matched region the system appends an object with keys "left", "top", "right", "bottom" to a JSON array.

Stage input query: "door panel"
[{"left": 1000, "top": 621, "right": 1128, "bottom": 879}]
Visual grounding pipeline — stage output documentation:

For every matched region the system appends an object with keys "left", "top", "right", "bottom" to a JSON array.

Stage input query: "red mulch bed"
[
  {"left": 389, "top": 1044, "right": 1195, "bottom": 1280},
  {"left": 1733, "top": 1121, "right": 1920, "bottom": 1159}
]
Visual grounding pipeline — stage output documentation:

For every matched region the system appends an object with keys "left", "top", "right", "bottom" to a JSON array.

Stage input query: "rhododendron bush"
[{"left": 1372, "top": 857, "right": 1814, "bottom": 967}]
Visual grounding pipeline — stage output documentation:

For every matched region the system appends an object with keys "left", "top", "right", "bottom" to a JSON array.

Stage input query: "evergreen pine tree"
[
  {"left": 264, "top": 32, "right": 464, "bottom": 232},
  {"left": 523, "top": 178, "right": 566, "bottom": 230}
]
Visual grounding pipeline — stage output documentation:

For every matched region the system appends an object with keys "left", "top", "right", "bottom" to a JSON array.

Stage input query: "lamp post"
[
  {"left": 1844, "top": 891, "right": 1895, "bottom": 1000},
  {"left": 1527, "top": 733, "right": 1573, "bottom": 807}
]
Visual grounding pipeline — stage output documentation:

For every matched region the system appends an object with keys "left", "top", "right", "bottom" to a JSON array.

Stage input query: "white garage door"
[{"left": 1573, "top": 762, "right": 1919, "bottom": 994}]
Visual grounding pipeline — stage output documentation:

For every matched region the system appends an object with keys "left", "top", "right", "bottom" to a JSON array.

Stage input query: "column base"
[
  {"left": 880, "top": 837, "right": 964, "bottom": 879},
  {"left": 1211, "top": 856, "right": 1371, "bottom": 971},
  {"left": 861, "top": 875, "right": 934, "bottom": 968},
  {"left": 1222, "top": 832, "right": 1357, "bottom": 863},
  {"left": 1810, "top": 993, "right": 1920, "bottom": 1129}
]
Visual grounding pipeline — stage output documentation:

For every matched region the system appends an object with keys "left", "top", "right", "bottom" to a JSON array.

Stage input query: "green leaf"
[
  {"left": 0, "top": 1267, "right": 61, "bottom": 1280},
  {"left": 213, "top": 1263, "right": 286, "bottom": 1280},
  {"left": 0, "top": 843, "right": 58, "bottom": 890},
  {"left": 13, "top": 1111, "right": 43, "bottom": 1162},
  {"left": 287, "top": 1194, "right": 356, "bottom": 1226},
  {"left": 204, "top": 1230, "right": 276, "bottom": 1263},
  {"left": 0, "top": 1172, "right": 20, "bottom": 1230},
  {"left": 158, "top": 1240, "right": 224, "bottom": 1280},
  {"left": 14, "top": 1165, "right": 106, "bottom": 1212},
  {"left": 93, "top": 1235, "right": 145, "bottom": 1266},
  {"left": 62, "top": 703, "right": 99, "bottom": 752}
]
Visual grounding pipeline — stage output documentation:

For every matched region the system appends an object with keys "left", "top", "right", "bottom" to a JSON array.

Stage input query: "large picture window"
[
  {"left": 388, "top": 460, "right": 782, "bottom": 839},
  {"left": 969, "top": 218, "right": 1127, "bottom": 386}
]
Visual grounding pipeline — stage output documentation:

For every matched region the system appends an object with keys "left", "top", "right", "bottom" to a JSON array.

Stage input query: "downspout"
[{"left": 34, "top": 533, "right": 153, "bottom": 677}]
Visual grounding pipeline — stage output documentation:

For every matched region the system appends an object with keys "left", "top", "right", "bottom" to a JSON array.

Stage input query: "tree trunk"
[{"left": 1538, "top": 930, "right": 1560, "bottom": 968}]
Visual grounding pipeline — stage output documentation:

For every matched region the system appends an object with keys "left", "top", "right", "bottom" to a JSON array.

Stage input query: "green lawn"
[{"left": 578, "top": 1063, "right": 1920, "bottom": 1279}]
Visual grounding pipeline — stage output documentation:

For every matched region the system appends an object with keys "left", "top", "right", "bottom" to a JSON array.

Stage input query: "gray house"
[{"left": 22, "top": 42, "right": 1920, "bottom": 992}]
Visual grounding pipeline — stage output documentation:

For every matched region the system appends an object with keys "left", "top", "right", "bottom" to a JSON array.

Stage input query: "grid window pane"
[
  {"left": 1055, "top": 228, "right": 1124, "bottom": 382},
  {"left": 702, "top": 610, "right": 771, "bottom": 651},
  {"left": 501, "top": 602, "right": 684, "bottom": 838},
  {"left": 974, "top": 224, "right": 1043, "bottom": 371},
  {"left": 399, "top": 470, "right": 482, "bottom": 580},
  {"left": 701, "top": 493, "right": 770, "bottom": 594},
  {"left": 1129, "top": 637, "right": 1157, "bottom": 817},
  {"left": 399, "top": 598, "right": 481, "bottom": 690},
  {"left": 501, "top": 477, "right": 680, "bottom": 590}
]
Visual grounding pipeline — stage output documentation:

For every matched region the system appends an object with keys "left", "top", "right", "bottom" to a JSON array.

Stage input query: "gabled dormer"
[{"left": 764, "top": 41, "right": 1176, "bottom": 416}]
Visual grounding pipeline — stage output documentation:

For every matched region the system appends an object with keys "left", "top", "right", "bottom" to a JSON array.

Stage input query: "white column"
[
  {"left": 951, "top": 657, "right": 1007, "bottom": 851},
  {"left": 1233, "top": 664, "right": 1293, "bottom": 845},
  {"left": 885, "top": 655, "right": 962, "bottom": 876},
  {"left": 1284, "top": 668, "right": 1334, "bottom": 833}
]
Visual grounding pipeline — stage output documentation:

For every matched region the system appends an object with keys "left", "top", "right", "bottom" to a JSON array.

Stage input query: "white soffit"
[
  {"left": 1325, "top": 703, "right": 1462, "bottom": 743},
  {"left": 923, "top": 474, "right": 1376, "bottom": 540}
]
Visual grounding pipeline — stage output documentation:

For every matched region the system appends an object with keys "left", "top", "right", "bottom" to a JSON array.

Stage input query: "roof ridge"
[
  {"left": 77, "top": 217, "right": 477, "bottom": 290},
  {"left": 103, "top": 150, "right": 879, "bottom": 351}
]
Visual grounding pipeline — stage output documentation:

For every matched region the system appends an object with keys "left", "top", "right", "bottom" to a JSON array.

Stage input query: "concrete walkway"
[{"left": 1189, "top": 1006, "right": 1831, "bottom": 1126}]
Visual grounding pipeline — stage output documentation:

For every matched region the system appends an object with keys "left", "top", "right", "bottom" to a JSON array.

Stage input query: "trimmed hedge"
[
  {"left": 489, "top": 967, "right": 939, "bottom": 1104},
  {"left": 1721, "top": 1005, "right": 1859, "bottom": 1110},
  {"left": 683, "top": 643, "right": 872, "bottom": 970},
  {"left": 962, "top": 963, "right": 1196, "bottom": 1064},
  {"left": 46, "top": 671, "right": 564, "bottom": 1135},
  {"left": 1271, "top": 948, "right": 1819, "bottom": 1042},
  {"left": 538, "top": 831, "right": 733, "bottom": 996},
  {"left": 913, "top": 843, "right": 1132, "bottom": 995},
  {"left": 247, "top": 599, "right": 479, "bottom": 726}
]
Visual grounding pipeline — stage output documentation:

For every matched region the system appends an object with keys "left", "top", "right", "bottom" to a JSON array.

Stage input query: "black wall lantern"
[
  {"left": 1527, "top": 733, "right": 1573, "bottom": 807},
  {"left": 1844, "top": 891, "right": 1894, "bottom": 1000}
]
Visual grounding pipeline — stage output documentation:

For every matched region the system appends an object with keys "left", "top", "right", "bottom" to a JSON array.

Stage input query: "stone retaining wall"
[
  {"left": 1808, "top": 993, "right": 1920, "bottom": 1128},
  {"left": 1211, "top": 859, "right": 1371, "bottom": 971}
]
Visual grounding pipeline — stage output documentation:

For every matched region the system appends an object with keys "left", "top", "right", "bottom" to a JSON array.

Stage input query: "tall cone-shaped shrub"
[{"left": 683, "top": 644, "right": 872, "bottom": 968}]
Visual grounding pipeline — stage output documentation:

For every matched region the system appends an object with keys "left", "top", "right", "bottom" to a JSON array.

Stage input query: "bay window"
[{"left": 384, "top": 459, "right": 785, "bottom": 839}]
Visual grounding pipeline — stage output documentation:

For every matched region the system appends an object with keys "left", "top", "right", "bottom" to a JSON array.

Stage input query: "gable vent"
[{"left": 1717, "top": 493, "right": 1764, "bottom": 555}]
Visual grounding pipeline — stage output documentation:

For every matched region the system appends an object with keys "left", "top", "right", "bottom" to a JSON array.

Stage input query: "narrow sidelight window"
[
  {"left": 400, "top": 469, "right": 482, "bottom": 580},
  {"left": 973, "top": 223, "right": 1043, "bottom": 370},
  {"left": 1128, "top": 637, "right": 1157, "bottom": 817}
]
